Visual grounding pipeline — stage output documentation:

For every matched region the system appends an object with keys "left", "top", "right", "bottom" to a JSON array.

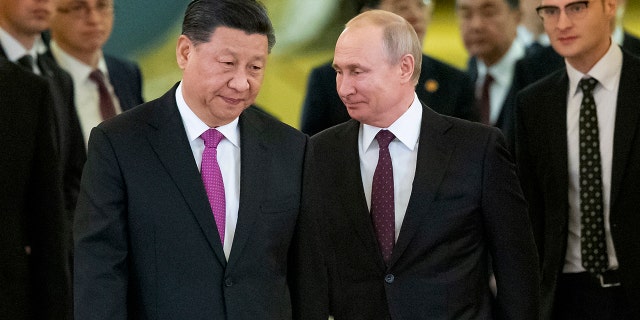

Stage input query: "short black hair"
[{"left": 181, "top": 0, "right": 276, "bottom": 52}]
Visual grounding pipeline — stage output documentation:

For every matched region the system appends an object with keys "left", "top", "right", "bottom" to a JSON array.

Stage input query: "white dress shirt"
[
  {"left": 176, "top": 82, "right": 240, "bottom": 260},
  {"left": 360, "top": 93, "right": 422, "bottom": 241},
  {"left": 476, "top": 39, "right": 525, "bottom": 125},
  {"left": 50, "top": 40, "right": 122, "bottom": 148},
  {"left": 564, "top": 41, "right": 621, "bottom": 273}
]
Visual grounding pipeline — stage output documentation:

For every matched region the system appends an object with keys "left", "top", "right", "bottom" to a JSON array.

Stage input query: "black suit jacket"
[
  {"left": 74, "top": 83, "right": 308, "bottom": 319},
  {"left": 467, "top": 56, "right": 518, "bottom": 153},
  {"left": 515, "top": 50, "right": 640, "bottom": 319},
  {"left": 0, "top": 59, "right": 71, "bottom": 320},
  {"left": 293, "top": 105, "right": 539, "bottom": 319},
  {"left": 300, "top": 54, "right": 477, "bottom": 136},
  {"left": 0, "top": 43, "right": 84, "bottom": 218}
]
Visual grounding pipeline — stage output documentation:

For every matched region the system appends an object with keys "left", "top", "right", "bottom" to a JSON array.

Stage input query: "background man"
[
  {"left": 293, "top": 9, "right": 538, "bottom": 320},
  {"left": 516, "top": 0, "right": 640, "bottom": 318},
  {"left": 300, "top": 0, "right": 476, "bottom": 136},
  {"left": 49, "top": 0, "right": 145, "bottom": 149},
  {"left": 0, "top": 58, "right": 71, "bottom": 320},
  {"left": 457, "top": 0, "right": 523, "bottom": 152},
  {"left": 74, "top": 1, "right": 307, "bottom": 319}
]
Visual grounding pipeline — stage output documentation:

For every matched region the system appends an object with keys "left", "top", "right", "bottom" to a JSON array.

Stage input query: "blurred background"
[{"left": 104, "top": 0, "right": 640, "bottom": 129}]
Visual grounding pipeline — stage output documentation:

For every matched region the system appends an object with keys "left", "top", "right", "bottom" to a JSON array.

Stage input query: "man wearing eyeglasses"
[
  {"left": 516, "top": 0, "right": 640, "bottom": 319},
  {"left": 48, "top": 0, "right": 144, "bottom": 149}
]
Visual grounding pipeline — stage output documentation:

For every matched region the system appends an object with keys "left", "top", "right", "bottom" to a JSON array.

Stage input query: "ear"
[
  {"left": 604, "top": 0, "right": 617, "bottom": 19},
  {"left": 176, "top": 35, "right": 193, "bottom": 70},
  {"left": 399, "top": 53, "right": 415, "bottom": 85}
]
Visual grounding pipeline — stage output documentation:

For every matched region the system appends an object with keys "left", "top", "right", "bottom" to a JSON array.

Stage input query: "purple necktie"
[
  {"left": 89, "top": 69, "right": 117, "bottom": 120},
  {"left": 371, "top": 129, "right": 395, "bottom": 265},
  {"left": 201, "top": 129, "right": 226, "bottom": 245}
]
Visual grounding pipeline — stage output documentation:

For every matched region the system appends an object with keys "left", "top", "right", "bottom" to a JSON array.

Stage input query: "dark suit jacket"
[
  {"left": 515, "top": 50, "right": 640, "bottom": 319},
  {"left": 0, "top": 43, "right": 84, "bottom": 219},
  {"left": 74, "top": 83, "right": 308, "bottom": 319},
  {"left": 0, "top": 59, "right": 71, "bottom": 320},
  {"left": 467, "top": 57, "right": 518, "bottom": 153},
  {"left": 292, "top": 105, "right": 539, "bottom": 319},
  {"left": 300, "top": 54, "right": 477, "bottom": 136},
  {"left": 513, "top": 31, "right": 640, "bottom": 95},
  {"left": 105, "top": 54, "right": 145, "bottom": 112}
]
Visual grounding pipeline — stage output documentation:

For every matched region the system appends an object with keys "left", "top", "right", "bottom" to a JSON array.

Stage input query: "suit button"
[
  {"left": 224, "top": 278, "right": 233, "bottom": 287},
  {"left": 384, "top": 274, "right": 394, "bottom": 284}
]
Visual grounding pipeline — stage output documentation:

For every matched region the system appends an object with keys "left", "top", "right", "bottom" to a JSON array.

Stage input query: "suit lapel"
[
  {"left": 547, "top": 73, "right": 570, "bottom": 203},
  {"left": 337, "top": 121, "right": 387, "bottom": 270},
  {"left": 147, "top": 85, "right": 227, "bottom": 266},
  {"left": 610, "top": 53, "right": 640, "bottom": 207},
  {"left": 226, "top": 111, "right": 268, "bottom": 269},
  {"left": 389, "top": 107, "right": 454, "bottom": 267}
]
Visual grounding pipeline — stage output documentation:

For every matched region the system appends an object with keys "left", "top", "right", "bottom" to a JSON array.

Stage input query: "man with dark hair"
[
  {"left": 456, "top": 0, "right": 523, "bottom": 153},
  {"left": 74, "top": 1, "right": 307, "bottom": 319},
  {"left": 300, "top": 0, "right": 477, "bottom": 136},
  {"left": 516, "top": 0, "right": 640, "bottom": 318},
  {"left": 292, "top": 9, "right": 538, "bottom": 320}
]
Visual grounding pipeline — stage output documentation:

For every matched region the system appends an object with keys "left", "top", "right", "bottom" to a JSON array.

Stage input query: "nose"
[
  {"left": 336, "top": 73, "right": 355, "bottom": 98},
  {"left": 227, "top": 68, "right": 250, "bottom": 92},
  {"left": 556, "top": 8, "right": 573, "bottom": 30}
]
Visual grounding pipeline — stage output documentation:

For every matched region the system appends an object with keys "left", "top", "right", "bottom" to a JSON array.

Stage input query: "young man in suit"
[
  {"left": 0, "top": 0, "right": 85, "bottom": 245},
  {"left": 73, "top": 0, "right": 307, "bottom": 319},
  {"left": 48, "top": 0, "right": 145, "bottom": 148},
  {"left": 0, "top": 58, "right": 71, "bottom": 320},
  {"left": 300, "top": 0, "right": 477, "bottom": 136},
  {"left": 292, "top": 9, "right": 539, "bottom": 320},
  {"left": 516, "top": 0, "right": 640, "bottom": 318},
  {"left": 457, "top": 0, "right": 524, "bottom": 152}
]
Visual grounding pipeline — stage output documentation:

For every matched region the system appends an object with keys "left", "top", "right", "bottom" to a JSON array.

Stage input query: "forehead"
[{"left": 203, "top": 26, "right": 269, "bottom": 56}]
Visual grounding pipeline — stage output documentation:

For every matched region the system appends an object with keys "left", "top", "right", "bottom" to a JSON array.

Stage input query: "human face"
[
  {"left": 50, "top": 0, "right": 114, "bottom": 64},
  {"left": 0, "top": 0, "right": 54, "bottom": 46},
  {"left": 177, "top": 27, "right": 268, "bottom": 128},
  {"left": 378, "top": 0, "right": 432, "bottom": 42},
  {"left": 538, "top": 0, "right": 616, "bottom": 72},
  {"left": 456, "top": 0, "right": 520, "bottom": 66},
  {"left": 333, "top": 25, "right": 412, "bottom": 128}
]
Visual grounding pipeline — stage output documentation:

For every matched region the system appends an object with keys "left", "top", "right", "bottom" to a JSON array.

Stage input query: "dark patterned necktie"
[
  {"left": 201, "top": 129, "right": 226, "bottom": 245},
  {"left": 371, "top": 129, "right": 396, "bottom": 265},
  {"left": 89, "top": 69, "right": 117, "bottom": 120},
  {"left": 578, "top": 77, "right": 608, "bottom": 276}
]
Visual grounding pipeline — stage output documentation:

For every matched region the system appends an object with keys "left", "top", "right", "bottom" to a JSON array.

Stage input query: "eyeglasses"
[
  {"left": 536, "top": 1, "right": 590, "bottom": 24},
  {"left": 57, "top": 1, "right": 114, "bottom": 18}
]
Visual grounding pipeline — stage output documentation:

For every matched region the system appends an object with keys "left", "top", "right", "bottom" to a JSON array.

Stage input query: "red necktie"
[
  {"left": 89, "top": 69, "right": 117, "bottom": 120},
  {"left": 371, "top": 129, "right": 396, "bottom": 265}
]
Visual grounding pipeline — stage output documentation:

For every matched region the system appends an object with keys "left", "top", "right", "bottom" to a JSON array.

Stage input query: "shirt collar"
[
  {"left": 175, "top": 82, "right": 240, "bottom": 148},
  {"left": 0, "top": 27, "right": 47, "bottom": 61},
  {"left": 50, "top": 40, "right": 109, "bottom": 84},
  {"left": 567, "top": 40, "right": 622, "bottom": 97},
  {"left": 361, "top": 92, "right": 422, "bottom": 153},
  {"left": 477, "top": 39, "right": 525, "bottom": 87}
]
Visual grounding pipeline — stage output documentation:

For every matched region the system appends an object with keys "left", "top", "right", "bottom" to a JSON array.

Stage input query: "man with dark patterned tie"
[
  {"left": 516, "top": 0, "right": 640, "bottom": 318},
  {"left": 292, "top": 9, "right": 538, "bottom": 320}
]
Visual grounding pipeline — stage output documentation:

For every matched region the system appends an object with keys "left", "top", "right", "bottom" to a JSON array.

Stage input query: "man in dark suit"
[
  {"left": 74, "top": 1, "right": 307, "bottom": 319},
  {"left": 49, "top": 0, "right": 144, "bottom": 149},
  {"left": 0, "top": 0, "right": 85, "bottom": 242},
  {"left": 292, "top": 10, "right": 539, "bottom": 320},
  {"left": 300, "top": 0, "right": 476, "bottom": 136},
  {"left": 0, "top": 58, "right": 71, "bottom": 320},
  {"left": 457, "top": 0, "right": 524, "bottom": 153},
  {"left": 516, "top": 0, "right": 640, "bottom": 318}
]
